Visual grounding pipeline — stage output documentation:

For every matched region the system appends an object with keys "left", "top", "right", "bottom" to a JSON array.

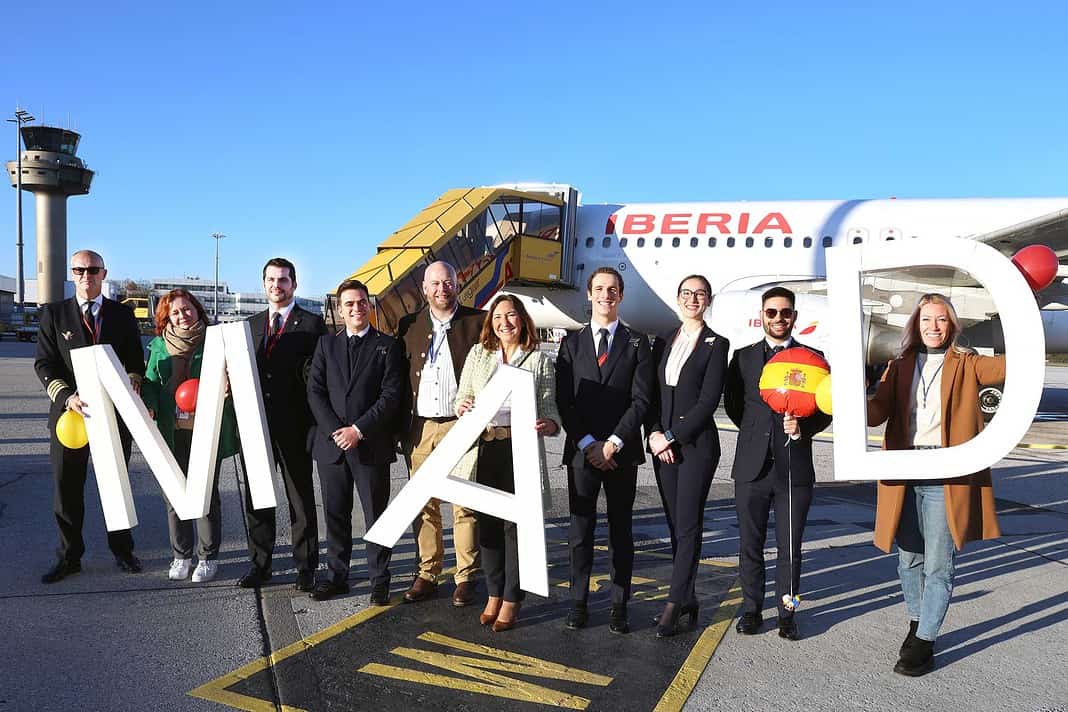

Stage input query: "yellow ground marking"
[
  {"left": 359, "top": 631, "right": 612, "bottom": 710},
  {"left": 187, "top": 598, "right": 397, "bottom": 711},
  {"left": 652, "top": 582, "right": 745, "bottom": 712},
  {"left": 715, "top": 419, "right": 1067, "bottom": 450}
]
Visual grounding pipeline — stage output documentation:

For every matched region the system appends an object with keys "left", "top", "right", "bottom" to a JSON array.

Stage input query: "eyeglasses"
[
  {"left": 71, "top": 266, "right": 103, "bottom": 276},
  {"left": 678, "top": 289, "right": 710, "bottom": 301},
  {"left": 763, "top": 307, "right": 795, "bottom": 319}
]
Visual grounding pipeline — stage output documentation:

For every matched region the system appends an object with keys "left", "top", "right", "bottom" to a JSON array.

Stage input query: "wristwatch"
[{"left": 663, "top": 430, "right": 675, "bottom": 444}]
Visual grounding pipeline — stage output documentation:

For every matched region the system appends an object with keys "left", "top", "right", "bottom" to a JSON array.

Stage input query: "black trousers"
[
  {"left": 654, "top": 451, "right": 717, "bottom": 606},
  {"left": 734, "top": 457, "right": 813, "bottom": 617},
  {"left": 567, "top": 460, "right": 638, "bottom": 605},
  {"left": 317, "top": 458, "right": 391, "bottom": 587},
  {"left": 48, "top": 404, "right": 134, "bottom": 562},
  {"left": 476, "top": 439, "right": 523, "bottom": 602},
  {"left": 239, "top": 431, "right": 319, "bottom": 573}
]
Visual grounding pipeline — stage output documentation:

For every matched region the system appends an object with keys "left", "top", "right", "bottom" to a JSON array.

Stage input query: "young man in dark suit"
[
  {"left": 35, "top": 249, "right": 146, "bottom": 583},
  {"left": 724, "top": 286, "right": 832, "bottom": 641},
  {"left": 306, "top": 279, "right": 405, "bottom": 603},
  {"left": 555, "top": 266, "right": 653, "bottom": 634},
  {"left": 237, "top": 257, "right": 329, "bottom": 591},
  {"left": 395, "top": 260, "right": 484, "bottom": 606}
]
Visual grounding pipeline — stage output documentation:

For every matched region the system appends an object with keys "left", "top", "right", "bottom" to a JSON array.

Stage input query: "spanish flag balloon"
[{"left": 759, "top": 347, "right": 830, "bottom": 418}]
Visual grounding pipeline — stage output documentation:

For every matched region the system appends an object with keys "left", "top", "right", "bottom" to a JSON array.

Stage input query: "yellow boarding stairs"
[{"left": 338, "top": 186, "right": 579, "bottom": 334}]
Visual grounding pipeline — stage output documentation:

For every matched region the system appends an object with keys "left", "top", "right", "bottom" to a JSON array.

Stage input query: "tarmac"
[{"left": 1, "top": 338, "right": 1066, "bottom": 712}]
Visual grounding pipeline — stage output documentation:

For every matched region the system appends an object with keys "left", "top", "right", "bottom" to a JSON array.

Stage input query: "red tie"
[{"left": 597, "top": 328, "right": 610, "bottom": 368}]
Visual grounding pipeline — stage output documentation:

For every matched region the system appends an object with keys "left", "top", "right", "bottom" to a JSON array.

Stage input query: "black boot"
[
  {"left": 894, "top": 637, "right": 934, "bottom": 677},
  {"left": 899, "top": 620, "right": 919, "bottom": 657}
]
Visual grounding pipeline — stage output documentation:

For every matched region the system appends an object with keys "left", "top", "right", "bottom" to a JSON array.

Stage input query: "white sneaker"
[
  {"left": 168, "top": 558, "right": 193, "bottom": 580},
  {"left": 191, "top": 560, "right": 219, "bottom": 583}
]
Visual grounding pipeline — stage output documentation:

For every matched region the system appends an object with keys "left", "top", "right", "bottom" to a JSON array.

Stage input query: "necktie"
[
  {"left": 597, "top": 328, "right": 610, "bottom": 368},
  {"left": 348, "top": 334, "right": 362, "bottom": 370},
  {"left": 271, "top": 311, "right": 282, "bottom": 337},
  {"left": 766, "top": 344, "right": 784, "bottom": 363},
  {"left": 84, "top": 302, "right": 96, "bottom": 342}
]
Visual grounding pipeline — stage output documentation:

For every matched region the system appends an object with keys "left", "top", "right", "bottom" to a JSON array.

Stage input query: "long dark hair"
[{"left": 480, "top": 295, "right": 538, "bottom": 352}]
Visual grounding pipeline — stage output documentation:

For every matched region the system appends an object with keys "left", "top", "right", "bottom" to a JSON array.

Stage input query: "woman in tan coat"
[{"left": 868, "top": 293, "right": 1005, "bottom": 677}]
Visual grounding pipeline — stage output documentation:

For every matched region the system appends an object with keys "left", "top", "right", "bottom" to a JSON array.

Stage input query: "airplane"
[{"left": 344, "top": 184, "right": 1068, "bottom": 415}]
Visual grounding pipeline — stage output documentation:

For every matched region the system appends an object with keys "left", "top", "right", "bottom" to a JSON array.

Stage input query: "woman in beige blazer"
[
  {"left": 454, "top": 295, "right": 560, "bottom": 632},
  {"left": 867, "top": 293, "right": 1005, "bottom": 677}
]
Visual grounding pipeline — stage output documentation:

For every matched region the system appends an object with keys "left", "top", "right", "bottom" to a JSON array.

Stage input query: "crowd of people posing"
[{"left": 36, "top": 250, "right": 1006, "bottom": 677}]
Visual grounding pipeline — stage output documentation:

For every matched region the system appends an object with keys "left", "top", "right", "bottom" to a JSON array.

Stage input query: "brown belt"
[{"left": 482, "top": 426, "right": 511, "bottom": 442}]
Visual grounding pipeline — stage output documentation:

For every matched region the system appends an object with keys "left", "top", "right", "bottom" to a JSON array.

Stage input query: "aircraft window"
[
  {"left": 654, "top": 238, "right": 663, "bottom": 247},
  {"left": 745, "top": 237, "right": 754, "bottom": 248},
  {"left": 803, "top": 237, "right": 812, "bottom": 248},
  {"left": 672, "top": 238, "right": 680, "bottom": 247},
  {"left": 620, "top": 238, "right": 628, "bottom": 247},
  {"left": 764, "top": 237, "right": 773, "bottom": 248},
  {"left": 886, "top": 235, "right": 896, "bottom": 241},
  {"left": 784, "top": 237, "right": 793, "bottom": 248},
  {"left": 853, "top": 236, "right": 863, "bottom": 244},
  {"left": 585, "top": 237, "right": 594, "bottom": 248},
  {"left": 602, "top": 237, "right": 611, "bottom": 248},
  {"left": 727, "top": 237, "right": 736, "bottom": 248},
  {"left": 708, "top": 237, "right": 717, "bottom": 247},
  {"left": 822, "top": 236, "right": 833, "bottom": 247},
  {"left": 690, "top": 237, "right": 699, "bottom": 247},
  {"left": 637, "top": 237, "right": 645, "bottom": 247}
]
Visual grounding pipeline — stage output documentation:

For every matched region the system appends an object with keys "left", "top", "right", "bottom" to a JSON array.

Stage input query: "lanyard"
[
  {"left": 428, "top": 321, "right": 449, "bottom": 366},
  {"left": 81, "top": 303, "right": 101, "bottom": 344},
  {"left": 918, "top": 358, "right": 944, "bottom": 410}
]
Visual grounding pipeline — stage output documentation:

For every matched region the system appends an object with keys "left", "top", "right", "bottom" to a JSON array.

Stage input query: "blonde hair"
[{"left": 898, "top": 293, "right": 969, "bottom": 357}]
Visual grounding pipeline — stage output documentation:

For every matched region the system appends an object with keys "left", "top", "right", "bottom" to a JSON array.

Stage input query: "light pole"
[
  {"left": 6, "top": 107, "right": 34, "bottom": 318},
  {"left": 212, "top": 232, "right": 225, "bottom": 320}
]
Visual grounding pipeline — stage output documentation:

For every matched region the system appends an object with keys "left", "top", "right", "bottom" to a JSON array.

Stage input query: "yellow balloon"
[
  {"left": 815, "top": 375, "right": 833, "bottom": 415},
  {"left": 56, "top": 410, "right": 89, "bottom": 449}
]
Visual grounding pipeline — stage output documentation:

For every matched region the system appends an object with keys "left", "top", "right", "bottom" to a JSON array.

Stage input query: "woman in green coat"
[{"left": 142, "top": 289, "right": 239, "bottom": 583}]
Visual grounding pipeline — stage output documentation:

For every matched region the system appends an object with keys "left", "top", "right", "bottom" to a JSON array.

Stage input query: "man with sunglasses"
[
  {"left": 35, "top": 249, "right": 146, "bottom": 583},
  {"left": 724, "top": 286, "right": 831, "bottom": 640}
]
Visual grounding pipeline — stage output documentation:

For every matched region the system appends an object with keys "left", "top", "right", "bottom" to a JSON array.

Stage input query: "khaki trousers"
[{"left": 407, "top": 417, "right": 481, "bottom": 583}]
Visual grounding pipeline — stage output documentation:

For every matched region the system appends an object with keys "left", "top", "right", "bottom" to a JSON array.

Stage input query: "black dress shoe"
[
  {"left": 736, "top": 611, "right": 763, "bottom": 635},
  {"left": 777, "top": 615, "right": 801, "bottom": 641},
  {"left": 369, "top": 583, "right": 391, "bottom": 606},
  {"left": 900, "top": 620, "right": 920, "bottom": 657},
  {"left": 565, "top": 604, "right": 588, "bottom": 630},
  {"left": 295, "top": 570, "right": 317, "bottom": 592},
  {"left": 41, "top": 559, "right": 81, "bottom": 584},
  {"left": 236, "top": 566, "right": 272, "bottom": 588},
  {"left": 310, "top": 579, "right": 350, "bottom": 601},
  {"left": 894, "top": 638, "right": 934, "bottom": 676},
  {"left": 114, "top": 554, "right": 143, "bottom": 574},
  {"left": 609, "top": 604, "right": 630, "bottom": 635}
]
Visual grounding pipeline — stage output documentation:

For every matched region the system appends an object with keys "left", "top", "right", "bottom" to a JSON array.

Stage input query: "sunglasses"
[
  {"left": 72, "top": 266, "right": 103, "bottom": 276},
  {"left": 763, "top": 307, "right": 795, "bottom": 320}
]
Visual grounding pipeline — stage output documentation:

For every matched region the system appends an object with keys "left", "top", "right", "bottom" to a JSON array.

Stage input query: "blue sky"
[{"left": 3, "top": 1, "right": 1067, "bottom": 298}]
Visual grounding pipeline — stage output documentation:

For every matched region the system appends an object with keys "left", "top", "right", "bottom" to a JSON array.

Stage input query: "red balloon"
[
  {"left": 174, "top": 378, "right": 199, "bottom": 413},
  {"left": 1011, "top": 244, "right": 1059, "bottom": 292},
  {"left": 758, "top": 347, "right": 830, "bottom": 418}
]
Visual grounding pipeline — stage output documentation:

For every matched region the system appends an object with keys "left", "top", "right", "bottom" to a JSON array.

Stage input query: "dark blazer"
[
  {"left": 35, "top": 297, "right": 145, "bottom": 410},
  {"left": 395, "top": 303, "right": 484, "bottom": 440},
  {"left": 647, "top": 325, "right": 730, "bottom": 461},
  {"left": 248, "top": 304, "right": 329, "bottom": 437},
  {"left": 555, "top": 323, "right": 653, "bottom": 468},
  {"left": 723, "top": 339, "right": 832, "bottom": 485},
  {"left": 307, "top": 327, "right": 405, "bottom": 466}
]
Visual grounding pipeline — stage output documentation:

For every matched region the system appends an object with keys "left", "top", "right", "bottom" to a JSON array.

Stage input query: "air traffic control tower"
[{"left": 6, "top": 126, "right": 94, "bottom": 304}]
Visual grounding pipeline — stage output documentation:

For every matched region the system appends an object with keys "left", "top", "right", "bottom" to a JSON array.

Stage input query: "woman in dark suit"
[{"left": 646, "top": 275, "right": 730, "bottom": 637}]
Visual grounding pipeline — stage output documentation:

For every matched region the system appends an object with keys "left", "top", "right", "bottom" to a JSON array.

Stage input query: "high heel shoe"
[
  {"left": 480, "top": 597, "right": 502, "bottom": 625},
  {"left": 656, "top": 602, "right": 700, "bottom": 638},
  {"left": 492, "top": 602, "right": 521, "bottom": 632}
]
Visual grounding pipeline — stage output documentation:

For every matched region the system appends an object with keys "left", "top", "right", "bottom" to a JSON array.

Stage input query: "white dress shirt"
[
  {"left": 416, "top": 308, "right": 459, "bottom": 418},
  {"left": 577, "top": 319, "right": 625, "bottom": 452},
  {"left": 664, "top": 326, "right": 701, "bottom": 387}
]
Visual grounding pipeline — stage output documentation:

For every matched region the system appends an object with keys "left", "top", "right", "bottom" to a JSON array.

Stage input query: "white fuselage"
[{"left": 505, "top": 197, "right": 1068, "bottom": 355}]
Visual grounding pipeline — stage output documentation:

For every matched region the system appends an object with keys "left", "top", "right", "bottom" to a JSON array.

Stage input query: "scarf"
[{"left": 163, "top": 320, "right": 205, "bottom": 393}]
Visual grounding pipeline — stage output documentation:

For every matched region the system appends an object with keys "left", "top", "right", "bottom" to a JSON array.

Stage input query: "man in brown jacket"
[{"left": 396, "top": 261, "right": 485, "bottom": 606}]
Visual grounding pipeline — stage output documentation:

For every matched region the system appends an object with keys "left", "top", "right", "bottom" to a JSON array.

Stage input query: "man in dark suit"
[
  {"left": 724, "top": 286, "right": 832, "bottom": 641},
  {"left": 306, "top": 279, "right": 404, "bottom": 603},
  {"left": 237, "top": 257, "right": 328, "bottom": 591},
  {"left": 555, "top": 266, "right": 653, "bottom": 634},
  {"left": 395, "top": 260, "right": 484, "bottom": 606},
  {"left": 35, "top": 249, "right": 146, "bottom": 583}
]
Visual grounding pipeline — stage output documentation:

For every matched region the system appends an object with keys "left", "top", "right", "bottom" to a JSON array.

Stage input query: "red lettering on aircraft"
[{"left": 614, "top": 212, "right": 793, "bottom": 235}]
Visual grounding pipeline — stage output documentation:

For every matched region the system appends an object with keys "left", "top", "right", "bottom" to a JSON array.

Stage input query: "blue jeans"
[{"left": 896, "top": 484, "right": 956, "bottom": 642}]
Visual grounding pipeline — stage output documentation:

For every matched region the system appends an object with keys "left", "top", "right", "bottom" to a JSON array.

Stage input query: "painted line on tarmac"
[{"left": 715, "top": 420, "right": 1068, "bottom": 451}]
